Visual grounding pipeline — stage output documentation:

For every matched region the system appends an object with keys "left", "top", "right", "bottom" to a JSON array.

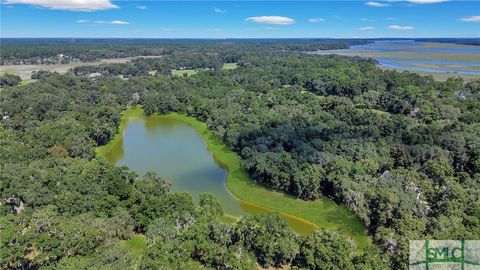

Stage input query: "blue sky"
[{"left": 1, "top": 0, "right": 479, "bottom": 38}]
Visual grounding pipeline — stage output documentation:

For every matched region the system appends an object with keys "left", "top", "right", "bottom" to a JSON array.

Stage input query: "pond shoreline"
[{"left": 97, "top": 107, "right": 370, "bottom": 249}]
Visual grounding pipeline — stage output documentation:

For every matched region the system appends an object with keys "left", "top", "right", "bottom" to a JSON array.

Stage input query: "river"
[{"left": 312, "top": 40, "right": 480, "bottom": 77}]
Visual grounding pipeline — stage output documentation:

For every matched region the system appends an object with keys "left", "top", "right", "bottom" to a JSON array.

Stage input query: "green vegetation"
[
  {"left": 159, "top": 111, "right": 369, "bottom": 248},
  {"left": 1, "top": 40, "right": 360, "bottom": 65},
  {"left": 101, "top": 108, "right": 369, "bottom": 247},
  {"left": 1, "top": 40, "right": 479, "bottom": 269},
  {"left": 96, "top": 106, "right": 144, "bottom": 157},
  {"left": 222, "top": 63, "right": 238, "bottom": 70},
  {"left": 219, "top": 214, "right": 238, "bottom": 223},
  {"left": 0, "top": 73, "right": 21, "bottom": 87},
  {"left": 120, "top": 235, "right": 148, "bottom": 257},
  {"left": 19, "top": 79, "right": 37, "bottom": 86},
  {"left": 171, "top": 69, "right": 199, "bottom": 77}
]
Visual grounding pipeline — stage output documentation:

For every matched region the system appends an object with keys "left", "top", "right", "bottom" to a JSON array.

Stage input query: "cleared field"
[
  {"left": 222, "top": 63, "right": 238, "bottom": 70},
  {"left": 171, "top": 69, "right": 199, "bottom": 77},
  {"left": 0, "top": 56, "right": 162, "bottom": 80},
  {"left": 19, "top": 79, "right": 37, "bottom": 85},
  {"left": 120, "top": 235, "right": 148, "bottom": 257}
]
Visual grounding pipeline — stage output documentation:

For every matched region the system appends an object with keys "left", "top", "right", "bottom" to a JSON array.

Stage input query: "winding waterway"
[{"left": 313, "top": 40, "right": 480, "bottom": 76}]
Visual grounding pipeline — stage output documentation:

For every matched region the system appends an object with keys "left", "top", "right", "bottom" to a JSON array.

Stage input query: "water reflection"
[{"left": 103, "top": 115, "right": 318, "bottom": 234}]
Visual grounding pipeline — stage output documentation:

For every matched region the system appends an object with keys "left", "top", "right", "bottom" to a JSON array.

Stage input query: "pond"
[
  {"left": 102, "top": 114, "right": 318, "bottom": 234},
  {"left": 107, "top": 116, "right": 245, "bottom": 215}
]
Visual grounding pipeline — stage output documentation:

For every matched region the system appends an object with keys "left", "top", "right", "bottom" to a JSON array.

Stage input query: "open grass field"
[
  {"left": 171, "top": 69, "right": 199, "bottom": 77},
  {"left": 222, "top": 63, "right": 238, "bottom": 70},
  {"left": 98, "top": 107, "right": 370, "bottom": 249},
  {"left": 172, "top": 63, "right": 238, "bottom": 76},
  {"left": 120, "top": 235, "right": 148, "bottom": 257},
  {"left": 19, "top": 79, "right": 37, "bottom": 85}
]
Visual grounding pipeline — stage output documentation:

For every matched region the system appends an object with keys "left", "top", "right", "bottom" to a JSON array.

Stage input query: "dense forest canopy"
[
  {"left": 0, "top": 39, "right": 365, "bottom": 65},
  {"left": 0, "top": 40, "right": 479, "bottom": 269}
]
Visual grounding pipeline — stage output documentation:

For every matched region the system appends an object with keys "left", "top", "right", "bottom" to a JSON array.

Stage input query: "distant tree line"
[{"left": 0, "top": 39, "right": 364, "bottom": 65}]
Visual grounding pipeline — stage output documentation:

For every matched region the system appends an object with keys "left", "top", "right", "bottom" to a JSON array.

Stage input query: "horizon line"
[{"left": 1, "top": 37, "right": 479, "bottom": 40}]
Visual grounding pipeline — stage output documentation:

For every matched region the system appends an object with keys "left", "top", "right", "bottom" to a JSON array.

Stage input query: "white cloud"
[
  {"left": 77, "top": 20, "right": 129, "bottom": 25},
  {"left": 213, "top": 7, "right": 226, "bottom": 13},
  {"left": 3, "top": 0, "right": 118, "bottom": 11},
  {"left": 388, "top": 25, "right": 414, "bottom": 30},
  {"left": 245, "top": 16, "right": 295, "bottom": 25},
  {"left": 111, "top": 20, "right": 129, "bottom": 25},
  {"left": 460, "top": 16, "right": 480, "bottom": 22},
  {"left": 385, "top": 17, "right": 397, "bottom": 20},
  {"left": 406, "top": 0, "right": 448, "bottom": 4},
  {"left": 366, "top": 1, "right": 390, "bottom": 7},
  {"left": 136, "top": 5, "right": 147, "bottom": 10},
  {"left": 211, "top": 28, "right": 222, "bottom": 32},
  {"left": 308, "top": 18, "right": 325, "bottom": 23},
  {"left": 359, "top": 26, "right": 376, "bottom": 30}
]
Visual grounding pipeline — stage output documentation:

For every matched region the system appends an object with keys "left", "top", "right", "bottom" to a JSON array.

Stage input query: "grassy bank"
[{"left": 98, "top": 107, "right": 370, "bottom": 249}]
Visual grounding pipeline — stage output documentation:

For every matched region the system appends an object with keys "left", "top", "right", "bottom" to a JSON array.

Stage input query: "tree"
[
  {"left": 198, "top": 193, "right": 224, "bottom": 218},
  {"left": 135, "top": 171, "right": 171, "bottom": 197},
  {"left": 295, "top": 229, "right": 355, "bottom": 270},
  {"left": 0, "top": 73, "right": 21, "bottom": 87},
  {"left": 233, "top": 214, "right": 299, "bottom": 267}
]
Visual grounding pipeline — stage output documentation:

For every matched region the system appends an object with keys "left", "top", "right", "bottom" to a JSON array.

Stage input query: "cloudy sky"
[{"left": 1, "top": 0, "right": 479, "bottom": 38}]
